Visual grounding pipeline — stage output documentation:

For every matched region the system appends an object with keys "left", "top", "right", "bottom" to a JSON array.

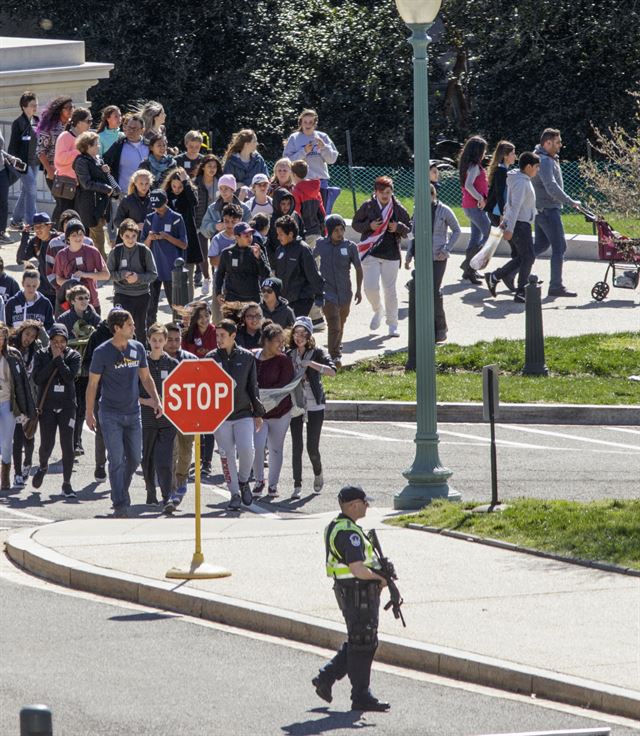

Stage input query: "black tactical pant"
[{"left": 320, "top": 579, "right": 380, "bottom": 700}]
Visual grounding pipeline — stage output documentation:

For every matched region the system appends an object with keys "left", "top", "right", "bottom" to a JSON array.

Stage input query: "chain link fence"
[{"left": 318, "top": 160, "right": 594, "bottom": 235}]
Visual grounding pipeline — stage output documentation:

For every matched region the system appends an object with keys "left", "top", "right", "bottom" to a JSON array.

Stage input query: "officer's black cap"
[{"left": 338, "top": 485, "right": 373, "bottom": 504}]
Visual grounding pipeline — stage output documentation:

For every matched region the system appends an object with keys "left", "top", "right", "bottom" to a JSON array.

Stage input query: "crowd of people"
[{"left": 0, "top": 90, "right": 582, "bottom": 514}]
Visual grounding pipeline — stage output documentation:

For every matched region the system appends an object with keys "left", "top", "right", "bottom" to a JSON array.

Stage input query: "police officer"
[{"left": 312, "top": 485, "right": 390, "bottom": 712}]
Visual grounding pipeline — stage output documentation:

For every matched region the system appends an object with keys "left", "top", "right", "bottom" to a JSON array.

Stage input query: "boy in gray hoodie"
[{"left": 485, "top": 152, "right": 540, "bottom": 303}]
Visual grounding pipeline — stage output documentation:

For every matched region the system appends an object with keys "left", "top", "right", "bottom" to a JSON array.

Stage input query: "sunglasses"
[{"left": 261, "top": 288, "right": 274, "bottom": 294}]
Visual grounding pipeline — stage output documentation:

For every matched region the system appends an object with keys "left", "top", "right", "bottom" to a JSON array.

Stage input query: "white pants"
[
  {"left": 362, "top": 256, "right": 400, "bottom": 326},
  {"left": 252, "top": 411, "right": 291, "bottom": 488},
  {"left": 214, "top": 417, "right": 255, "bottom": 495}
]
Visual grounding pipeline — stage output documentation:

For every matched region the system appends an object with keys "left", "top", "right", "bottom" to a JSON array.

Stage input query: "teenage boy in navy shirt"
[
  {"left": 142, "top": 189, "right": 187, "bottom": 325},
  {"left": 86, "top": 309, "right": 161, "bottom": 518}
]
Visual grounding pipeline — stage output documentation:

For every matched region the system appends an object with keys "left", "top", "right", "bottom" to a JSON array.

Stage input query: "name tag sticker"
[
  {"left": 0, "top": 287, "right": 6, "bottom": 295},
  {"left": 75, "top": 257, "right": 83, "bottom": 266},
  {"left": 14, "top": 305, "right": 22, "bottom": 312},
  {"left": 121, "top": 259, "right": 127, "bottom": 267},
  {"left": 54, "top": 384, "right": 65, "bottom": 393},
  {"left": 232, "top": 259, "right": 238, "bottom": 268},
  {"left": 164, "top": 224, "right": 172, "bottom": 232},
  {"left": 184, "top": 161, "right": 191, "bottom": 169},
  {"left": 277, "top": 252, "right": 284, "bottom": 259},
  {"left": 340, "top": 248, "right": 348, "bottom": 255},
  {"left": 194, "top": 338, "right": 202, "bottom": 346},
  {"left": 161, "top": 370, "right": 168, "bottom": 379},
  {"left": 129, "top": 349, "right": 137, "bottom": 359}
]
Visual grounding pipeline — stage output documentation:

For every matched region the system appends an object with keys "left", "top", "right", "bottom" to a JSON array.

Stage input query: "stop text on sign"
[{"left": 166, "top": 382, "right": 230, "bottom": 412}]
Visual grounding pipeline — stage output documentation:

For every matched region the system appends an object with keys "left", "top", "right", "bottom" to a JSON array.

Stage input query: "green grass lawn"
[
  {"left": 331, "top": 189, "right": 639, "bottom": 237},
  {"left": 325, "top": 333, "right": 640, "bottom": 404},
  {"left": 388, "top": 498, "right": 640, "bottom": 570}
]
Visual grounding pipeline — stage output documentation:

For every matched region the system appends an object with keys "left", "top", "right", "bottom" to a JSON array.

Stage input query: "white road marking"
[
  {"left": 604, "top": 426, "right": 640, "bottom": 436},
  {"left": 326, "top": 423, "right": 639, "bottom": 455},
  {"left": 207, "top": 484, "right": 281, "bottom": 518},
  {"left": 498, "top": 424, "right": 640, "bottom": 451},
  {"left": 0, "top": 505, "right": 53, "bottom": 523}
]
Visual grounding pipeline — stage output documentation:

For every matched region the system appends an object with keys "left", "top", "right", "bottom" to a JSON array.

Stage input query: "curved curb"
[
  {"left": 5, "top": 526, "right": 640, "bottom": 721},
  {"left": 406, "top": 523, "right": 640, "bottom": 578},
  {"left": 325, "top": 400, "right": 640, "bottom": 425}
]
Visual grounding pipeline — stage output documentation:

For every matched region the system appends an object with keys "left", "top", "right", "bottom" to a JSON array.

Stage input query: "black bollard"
[
  {"left": 405, "top": 269, "right": 416, "bottom": 371},
  {"left": 522, "top": 274, "right": 549, "bottom": 376},
  {"left": 171, "top": 257, "right": 189, "bottom": 320},
  {"left": 20, "top": 705, "right": 53, "bottom": 735}
]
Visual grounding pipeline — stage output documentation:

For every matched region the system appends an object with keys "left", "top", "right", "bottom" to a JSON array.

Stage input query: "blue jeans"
[
  {"left": 462, "top": 206, "right": 491, "bottom": 271},
  {"left": 534, "top": 208, "right": 566, "bottom": 290},
  {"left": 98, "top": 409, "right": 142, "bottom": 510},
  {"left": 12, "top": 164, "right": 38, "bottom": 225},
  {"left": 0, "top": 400, "right": 16, "bottom": 464}
]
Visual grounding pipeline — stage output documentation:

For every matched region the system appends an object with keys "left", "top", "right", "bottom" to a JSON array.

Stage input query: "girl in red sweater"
[{"left": 181, "top": 302, "right": 216, "bottom": 358}]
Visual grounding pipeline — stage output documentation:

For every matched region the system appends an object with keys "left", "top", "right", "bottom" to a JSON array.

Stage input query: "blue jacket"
[
  {"left": 222, "top": 153, "right": 268, "bottom": 188},
  {"left": 5, "top": 291, "right": 54, "bottom": 331}
]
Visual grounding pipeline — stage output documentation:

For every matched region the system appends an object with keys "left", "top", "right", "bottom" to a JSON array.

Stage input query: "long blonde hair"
[
  {"left": 487, "top": 140, "right": 515, "bottom": 186},
  {"left": 223, "top": 129, "right": 257, "bottom": 165},
  {"left": 128, "top": 169, "right": 152, "bottom": 195}
]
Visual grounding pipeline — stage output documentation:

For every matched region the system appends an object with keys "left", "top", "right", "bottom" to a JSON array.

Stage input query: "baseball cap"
[
  {"left": 251, "top": 173, "right": 269, "bottom": 186},
  {"left": 149, "top": 189, "right": 168, "bottom": 208},
  {"left": 218, "top": 174, "right": 237, "bottom": 191},
  {"left": 338, "top": 485, "right": 374, "bottom": 504},
  {"left": 234, "top": 222, "right": 255, "bottom": 237},
  {"left": 33, "top": 212, "right": 52, "bottom": 225}
]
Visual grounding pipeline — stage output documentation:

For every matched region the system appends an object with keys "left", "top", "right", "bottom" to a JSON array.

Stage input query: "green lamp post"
[{"left": 393, "top": 0, "right": 459, "bottom": 509}]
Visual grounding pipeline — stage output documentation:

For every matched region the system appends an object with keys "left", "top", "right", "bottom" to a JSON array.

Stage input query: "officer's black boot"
[
  {"left": 348, "top": 648, "right": 390, "bottom": 711},
  {"left": 314, "top": 643, "right": 348, "bottom": 703}
]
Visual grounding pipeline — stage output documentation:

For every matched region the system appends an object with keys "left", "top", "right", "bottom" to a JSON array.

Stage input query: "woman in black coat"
[
  {"left": 113, "top": 169, "right": 153, "bottom": 242},
  {"left": 72, "top": 131, "right": 116, "bottom": 259},
  {"left": 161, "top": 167, "right": 200, "bottom": 301}
]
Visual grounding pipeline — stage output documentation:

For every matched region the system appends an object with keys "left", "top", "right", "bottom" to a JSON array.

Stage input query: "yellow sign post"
[{"left": 166, "top": 434, "right": 231, "bottom": 580}]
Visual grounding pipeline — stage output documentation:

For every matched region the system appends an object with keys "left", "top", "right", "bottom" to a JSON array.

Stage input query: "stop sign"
[{"left": 162, "top": 359, "right": 234, "bottom": 435}]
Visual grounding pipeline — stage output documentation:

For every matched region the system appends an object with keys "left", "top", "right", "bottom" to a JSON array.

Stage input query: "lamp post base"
[
  {"left": 166, "top": 559, "right": 231, "bottom": 580},
  {"left": 394, "top": 463, "right": 460, "bottom": 510}
]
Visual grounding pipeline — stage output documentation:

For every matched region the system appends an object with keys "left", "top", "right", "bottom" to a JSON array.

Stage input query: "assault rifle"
[{"left": 368, "top": 529, "right": 406, "bottom": 627}]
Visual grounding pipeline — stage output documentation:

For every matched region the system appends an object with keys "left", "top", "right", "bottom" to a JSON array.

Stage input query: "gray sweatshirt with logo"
[{"left": 502, "top": 169, "right": 537, "bottom": 233}]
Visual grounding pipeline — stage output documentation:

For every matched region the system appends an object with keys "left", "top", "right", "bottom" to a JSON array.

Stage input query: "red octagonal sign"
[{"left": 162, "top": 359, "right": 234, "bottom": 435}]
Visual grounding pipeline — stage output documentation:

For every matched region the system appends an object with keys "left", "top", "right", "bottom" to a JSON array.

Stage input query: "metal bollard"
[
  {"left": 171, "top": 257, "right": 189, "bottom": 320},
  {"left": 20, "top": 705, "right": 53, "bottom": 735},
  {"left": 405, "top": 269, "right": 416, "bottom": 371},
  {"left": 522, "top": 274, "right": 549, "bottom": 376}
]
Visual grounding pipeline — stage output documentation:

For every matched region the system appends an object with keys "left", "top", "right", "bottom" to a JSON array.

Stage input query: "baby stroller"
[{"left": 583, "top": 209, "right": 640, "bottom": 301}]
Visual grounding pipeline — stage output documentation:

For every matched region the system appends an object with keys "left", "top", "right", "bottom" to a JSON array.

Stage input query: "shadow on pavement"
[
  {"left": 281, "top": 708, "right": 373, "bottom": 735},
  {"left": 108, "top": 612, "right": 178, "bottom": 622}
]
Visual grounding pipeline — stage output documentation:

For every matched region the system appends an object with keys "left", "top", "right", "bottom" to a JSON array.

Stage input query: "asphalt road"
[
  {"left": 0, "top": 558, "right": 636, "bottom": 736},
  {"left": 1, "top": 421, "right": 638, "bottom": 529}
]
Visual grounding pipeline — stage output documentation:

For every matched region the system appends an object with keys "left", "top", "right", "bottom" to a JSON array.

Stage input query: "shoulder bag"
[
  {"left": 23, "top": 367, "right": 58, "bottom": 440},
  {"left": 51, "top": 174, "right": 77, "bottom": 200}
]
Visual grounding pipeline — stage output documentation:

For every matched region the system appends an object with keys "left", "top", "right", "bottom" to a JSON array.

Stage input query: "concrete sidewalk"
[
  {"left": 7, "top": 510, "right": 640, "bottom": 719},
  {"left": 1, "top": 232, "right": 637, "bottom": 368}
]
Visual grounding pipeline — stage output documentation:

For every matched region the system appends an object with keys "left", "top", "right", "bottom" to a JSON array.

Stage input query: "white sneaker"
[
  {"left": 388, "top": 324, "right": 400, "bottom": 337},
  {"left": 291, "top": 486, "right": 302, "bottom": 500},
  {"left": 369, "top": 309, "right": 383, "bottom": 331},
  {"left": 14, "top": 474, "right": 24, "bottom": 487},
  {"left": 201, "top": 278, "right": 211, "bottom": 296},
  {"left": 313, "top": 473, "right": 324, "bottom": 493}
]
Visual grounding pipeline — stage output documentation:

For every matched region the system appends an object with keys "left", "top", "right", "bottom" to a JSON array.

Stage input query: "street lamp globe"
[{"left": 395, "top": 0, "right": 442, "bottom": 24}]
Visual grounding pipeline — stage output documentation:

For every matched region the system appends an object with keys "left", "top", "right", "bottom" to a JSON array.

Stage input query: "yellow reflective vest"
[{"left": 325, "top": 516, "right": 380, "bottom": 579}]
